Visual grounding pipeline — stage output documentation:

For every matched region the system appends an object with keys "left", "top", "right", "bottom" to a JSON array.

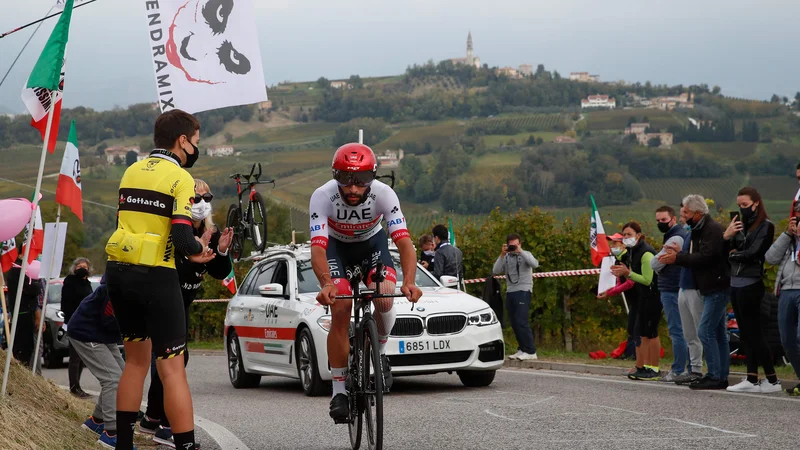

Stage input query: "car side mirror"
[
  {"left": 259, "top": 283, "right": 285, "bottom": 298},
  {"left": 439, "top": 276, "right": 458, "bottom": 288}
]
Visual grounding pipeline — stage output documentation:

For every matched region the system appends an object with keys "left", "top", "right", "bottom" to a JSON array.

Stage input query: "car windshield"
[{"left": 296, "top": 255, "right": 439, "bottom": 294}]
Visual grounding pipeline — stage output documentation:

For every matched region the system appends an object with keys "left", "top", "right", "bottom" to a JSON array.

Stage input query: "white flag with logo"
[{"left": 143, "top": 0, "right": 268, "bottom": 114}]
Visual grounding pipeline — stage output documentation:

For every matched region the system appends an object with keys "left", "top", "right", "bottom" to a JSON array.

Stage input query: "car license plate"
[{"left": 398, "top": 339, "right": 451, "bottom": 354}]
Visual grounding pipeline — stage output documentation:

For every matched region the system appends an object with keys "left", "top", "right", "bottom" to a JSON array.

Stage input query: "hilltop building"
[
  {"left": 624, "top": 123, "right": 650, "bottom": 135},
  {"left": 104, "top": 146, "right": 145, "bottom": 164},
  {"left": 448, "top": 31, "right": 481, "bottom": 69},
  {"left": 581, "top": 95, "right": 616, "bottom": 109},
  {"left": 376, "top": 149, "right": 404, "bottom": 168},
  {"left": 518, "top": 64, "right": 533, "bottom": 76},
  {"left": 570, "top": 72, "right": 600, "bottom": 82},
  {"left": 637, "top": 133, "right": 674, "bottom": 148},
  {"left": 207, "top": 145, "right": 234, "bottom": 157}
]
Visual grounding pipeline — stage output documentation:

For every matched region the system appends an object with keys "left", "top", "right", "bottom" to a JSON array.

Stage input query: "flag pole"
[
  {"left": 0, "top": 6, "right": 56, "bottom": 89},
  {"left": 0, "top": 0, "right": 98, "bottom": 40},
  {"left": 0, "top": 270, "right": 10, "bottom": 349},
  {"left": 32, "top": 204, "right": 61, "bottom": 374},
  {"left": 1, "top": 90, "right": 55, "bottom": 396}
]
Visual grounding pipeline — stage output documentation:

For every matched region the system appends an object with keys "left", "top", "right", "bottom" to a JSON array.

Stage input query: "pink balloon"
[
  {"left": 26, "top": 260, "right": 41, "bottom": 280},
  {"left": 0, "top": 198, "right": 34, "bottom": 241}
]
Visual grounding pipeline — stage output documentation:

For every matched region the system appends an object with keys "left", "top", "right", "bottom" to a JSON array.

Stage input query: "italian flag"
[
  {"left": 55, "top": 120, "right": 83, "bottom": 221},
  {"left": 20, "top": 0, "right": 74, "bottom": 153},
  {"left": 1, "top": 238, "right": 18, "bottom": 273},
  {"left": 222, "top": 258, "right": 237, "bottom": 294},
  {"left": 590, "top": 195, "right": 610, "bottom": 267},
  {"left": 22, "top": 204, "right": 44, "bottom": 264}
]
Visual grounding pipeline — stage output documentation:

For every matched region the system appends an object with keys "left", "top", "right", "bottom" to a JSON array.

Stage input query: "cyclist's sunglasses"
[
  {"left": 334, "top": 170, "right": 375, "bottom": 187},
  {"left": 194, "top": 193, "right": 214, "bottom": 203}
]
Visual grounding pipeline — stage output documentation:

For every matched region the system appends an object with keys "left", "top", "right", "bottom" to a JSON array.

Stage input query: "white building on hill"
[{"left": 581, "top": 95, "right": 616, "bottom": 109}]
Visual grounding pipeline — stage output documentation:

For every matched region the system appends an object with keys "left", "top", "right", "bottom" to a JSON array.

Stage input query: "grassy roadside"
[{"left": 189, "top": 339, "right": 225, "bottom": 351}]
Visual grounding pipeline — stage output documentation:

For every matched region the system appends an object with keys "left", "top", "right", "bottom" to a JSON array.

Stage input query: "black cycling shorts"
[
  {"left": 106, "top": 262, "right": 187, "bottom": 360},
  {"left": 636, "top": 293, "right": 663, "bottom": 339},
  {"left": 326, "top": 229, "right": 396, "bottom": 293}
]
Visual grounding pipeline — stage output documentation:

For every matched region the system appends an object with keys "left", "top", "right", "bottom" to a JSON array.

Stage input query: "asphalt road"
[{"left": 45, "top": 355, "right": 800, "bottom": 450}]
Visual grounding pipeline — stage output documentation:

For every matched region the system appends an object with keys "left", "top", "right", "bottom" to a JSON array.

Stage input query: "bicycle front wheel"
[
  {"left": 249, "top": 192, "right": 268, "bottom": 252},
  {"left": 226, "top": 204, "right": 245, "bottom": 262},
  {"left": 361, "top": 316, "right": 383, "bottom": 450}
]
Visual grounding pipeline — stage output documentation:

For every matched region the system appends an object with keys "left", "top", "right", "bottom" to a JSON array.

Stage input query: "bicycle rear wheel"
[
  {"left": 249, "top": 192, "right": 268, "bottom": 252},
  {"left": 226, "top": 204, "right": 245, "bottom": 262},
  {"left": 361, "top": 316, "right": 383, "bottom": 450}
]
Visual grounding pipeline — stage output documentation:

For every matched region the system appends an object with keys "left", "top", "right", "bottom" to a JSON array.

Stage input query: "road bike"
[
  {"left": 226, "top": 163, "right": 275, "bottom": 262},
  {"left": 330, "top": 262, "right": 407, "bottom": 450}
]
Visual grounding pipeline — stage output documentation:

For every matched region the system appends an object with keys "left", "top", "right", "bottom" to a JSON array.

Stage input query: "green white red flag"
[
  {"left": 55, "top": 120, "right": 83, "bottom": 221},
  {"left": 21, "top": 205, "right": 44, "bottom": 264},
  {"left": 590, "top": 195, "right": 610, "bottom": 267},
  {"left": 1, "top": 239, "right": 18, "bottom": 273},
  {"left": 222, "top": 258, "right": 237, "bottom": 294}
]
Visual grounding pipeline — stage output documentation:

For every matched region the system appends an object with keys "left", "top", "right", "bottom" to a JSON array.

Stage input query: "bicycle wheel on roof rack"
[
  {"left": 249, "top": 192, "right": 268, "bottom": 252},
  {"left": 226, "top": 204, "right": 245, "bottom": 262}
]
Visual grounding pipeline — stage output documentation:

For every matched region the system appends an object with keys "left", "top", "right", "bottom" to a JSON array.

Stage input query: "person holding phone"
[
  {"left": 723, "top": 187, "right": 780, "bottom": 393},
  {"left": 493, "top": 233, "right": 539, "bottom": 360}
]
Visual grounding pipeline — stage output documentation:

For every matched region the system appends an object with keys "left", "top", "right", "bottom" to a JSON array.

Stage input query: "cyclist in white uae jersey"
[{"left": 309, "top": 143, "right": 423, "bottom": 423}]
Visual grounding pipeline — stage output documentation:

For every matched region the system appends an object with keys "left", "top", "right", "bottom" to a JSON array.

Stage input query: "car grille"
[
  {"left": 391, "top": 350, "right": 473, "bottom": 367},
  {"left": 390, "top": 317, "right": 424, "bottom": 337},
  {"left": 426, "top": 315, "right": 467, "bottom": 335}
]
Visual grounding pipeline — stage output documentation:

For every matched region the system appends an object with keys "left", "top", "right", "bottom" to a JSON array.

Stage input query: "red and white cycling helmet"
[{"left": 331, "top": 143, "right": 378, "bottom": 187}]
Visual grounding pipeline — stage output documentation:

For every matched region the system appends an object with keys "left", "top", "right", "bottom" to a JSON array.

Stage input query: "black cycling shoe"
[
  {"left": 381, "top": 354, "right": 393, "bottom": 392},
  {"left": 329, "top": 393, "right": 349, "bottom": 423}
]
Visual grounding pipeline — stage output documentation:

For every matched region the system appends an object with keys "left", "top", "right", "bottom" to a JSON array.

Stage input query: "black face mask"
[
  {"left": 739, "top": 205, "right": 756, "bottom": 223},
  {"left": 686, "top": 216, "right": 696, "bottom": 228},
  {"left": 75, "top": 268, "right": 89, "bottom": 278},
  {"left": 183, "top": 141, "right": 199, "bottom": 168},
  {"left": 657, "top": 222, "right": 671, "bottom": 233}
]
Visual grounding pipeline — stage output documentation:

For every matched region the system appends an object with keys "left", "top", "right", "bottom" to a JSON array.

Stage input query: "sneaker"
[
  {"left": 380, "top": 354, "right": 393, "bottom": 391},
  {"left": 674, "top": 372, "right": 703, "bottom": 385},
  {"left": 137, "top": 414, "right": 160, "bottom": 435},
  {"left": 70, "top": 388, "right": 91, "bottom": 399},
  {"left": 689, "top": 376, "right": 727, "bottom": 390},
  {"left": 517, "top": 352, "right": 538, "bottom": 361},
  {"left": 329, "top": 393, "right": 349, "bottom": 423},
  {"left": 658, "top": 371, "right": 680, "bottom": 382},
  {"left": 726, "top": 378, "right": 761, "bottom": 393},
  {"left": 760, "top": 379, "right": 783, "bottom": 394},
  {"left": 637, "top": 368, "right": 661, "bottom": 381},
  {"left": 97, "top": 431, "right": 117, "bottom": 449},
  {"left": 153, "top": 426, "right": 174, "bottom": 448},
  {"left": 627, "top": 367, "right": 648, "bottom": 380},
  {"left": 81, "top": 416, "right": 104, "bottom": 435},
  {"left": 786, "top": 383, "right": 800, "bottom": 396},
  {"left": 508, "top": 350, "right": 523, "bottom": 360}
]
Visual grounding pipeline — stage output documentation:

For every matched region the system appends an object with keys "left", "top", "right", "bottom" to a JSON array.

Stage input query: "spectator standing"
[
  {"left": 6, "top": 260, "right": 41, "bottom": 366},
  {"left": 493, "top": 233, "right": 539, "bottom": 360},
  {"left": 673, "top": 205, "right": 705, "bottom": 385},
  {"left": 139, "top": 179, "right": 233, "bottom": 447},
  {"left": 418, "top": 234, "right": 435, "bottom": 270},
  {"left": 659, "top": 194, "right": 731, "bottom": 390},
  {"left": 612, "top": 222, "right": 662, "bottom": 381},
  {"left": 650, "top": 206, "right": 689, "bottom": 382},
  {"left": 723, "top": 187, "right": 781, "bottom": 393},
  {"left": 61, "top": 257, "right": 94, "bottom": 398},
  {"left": 67, "top": 275, "right": 125, "bottom": 448},
  {"left": 431, "top": 224, "right": 463, "bottom": 282},
  {"left": 597, "top": 233, "right": 639, "bottom": 368},
  {"left": 765, "top": 215, "right": 800, "bottom": 396}
]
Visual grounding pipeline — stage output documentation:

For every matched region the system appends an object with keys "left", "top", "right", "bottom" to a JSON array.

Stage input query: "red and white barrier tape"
[{"left": 193, "top": 268, "right": 602, "bottom": 302}]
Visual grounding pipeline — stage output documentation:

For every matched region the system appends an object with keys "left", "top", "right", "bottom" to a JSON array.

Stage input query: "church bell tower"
[{"left": 466, "top": 30, "right": 474, "bottom": 66}]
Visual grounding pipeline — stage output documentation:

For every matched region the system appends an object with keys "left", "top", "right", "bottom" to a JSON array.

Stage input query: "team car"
[{"left": 224, "top": 242, "right": 505, "bottom": 395}]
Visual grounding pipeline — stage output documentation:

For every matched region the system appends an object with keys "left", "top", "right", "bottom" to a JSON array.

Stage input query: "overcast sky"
[{"left": 2, "top": 0, "right": 799, "bottom": 112}]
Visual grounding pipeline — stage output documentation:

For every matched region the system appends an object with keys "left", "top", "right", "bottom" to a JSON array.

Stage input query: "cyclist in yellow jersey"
[{"left": 105, "top": 109, "right": 213, "bottom": 450}]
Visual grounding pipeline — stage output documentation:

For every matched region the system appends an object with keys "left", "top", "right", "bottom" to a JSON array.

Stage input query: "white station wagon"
[{"left": 223, "top": 242, "right": 505, "bottom": 396}]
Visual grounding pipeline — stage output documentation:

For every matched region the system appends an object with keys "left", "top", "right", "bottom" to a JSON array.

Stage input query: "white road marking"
[
  {"left": 483, "top": 409, "right": 515, "bottom": 421},
  {"left": 587, "top": 404, "right": 646, "bottom": 415},
  {"left": 543, "top": 436, "right": 755, "bottom": 443},
  {"left": 58, "top": 385, "right": 251, "bottom": 450},
  {"left": 499, "top": 368, "right": 800, "bottom": 403},
  {"left": 669, "top": 418, "right": 757, "bottom": 438}
]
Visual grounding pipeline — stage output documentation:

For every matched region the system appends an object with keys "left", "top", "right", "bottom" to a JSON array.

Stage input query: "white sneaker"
[
  {"left": 517, "top": 352, "right": 538, "bottom": 361},
  {"left": 507, "top": 350, "right": 523, "bottom": 360},
  {"left": 759, "top": 379, "right": 783, "bottom": 393},
  {"left": 726, "top": 378, "right": 761, "bottom": 393}
]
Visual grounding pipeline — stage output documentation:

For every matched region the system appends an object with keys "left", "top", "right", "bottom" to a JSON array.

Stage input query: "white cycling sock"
[{"left": 331, "top": 367, "right": 347, "bottom": 397}]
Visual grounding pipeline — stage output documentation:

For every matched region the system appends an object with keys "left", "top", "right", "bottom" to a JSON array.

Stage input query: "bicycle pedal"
[{"left": 333, "top": 416, "right": 351, "bottom": 425}]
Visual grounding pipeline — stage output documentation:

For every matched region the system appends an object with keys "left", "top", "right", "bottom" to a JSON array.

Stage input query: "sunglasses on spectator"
[
  {"left": 194, "top": 193, "right": 213, "bottom": 203},
  {"left": 334, "top": 170, "right": 375, "bottom": 187}
]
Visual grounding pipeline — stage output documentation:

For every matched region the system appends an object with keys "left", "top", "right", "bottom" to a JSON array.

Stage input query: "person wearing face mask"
[
  {"left": 598, "top": 234, "right": 639, "bottom": 366},
  {"left": 105, "top": 109, "right": 214, "bottom": 450},
  {"left": 140, "top": 178, "right": 233, "bottom": 446},
  {"left": 658, "top": 194, "right": 731, "bottom": 390},
  {"left": 61, "top": 257, "right": 94, "bottom": 398},
  {"left": 650, "top": 206, "right": 690, "bottom": 382},
  {"left": 418, "top": 234, "right": 435, "bottom": 270},
  {"left": 610, "top": 222, "right": 663, "bottom": 381},
  {"left": 722, "top": 187, "right": 781, "bottom": 393}
]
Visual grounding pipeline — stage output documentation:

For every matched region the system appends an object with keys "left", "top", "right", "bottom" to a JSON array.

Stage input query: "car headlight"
[
  {"left": 317, "top": 316, "right": 332, "bottom": 332},
  {"left": 467, "top": 308, "right": 498, "bottom": 327}
]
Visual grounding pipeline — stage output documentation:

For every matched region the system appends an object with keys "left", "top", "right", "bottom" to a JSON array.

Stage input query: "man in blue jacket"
[{"left": 67, "top": 275, "right": 126, "bottom": 449}]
